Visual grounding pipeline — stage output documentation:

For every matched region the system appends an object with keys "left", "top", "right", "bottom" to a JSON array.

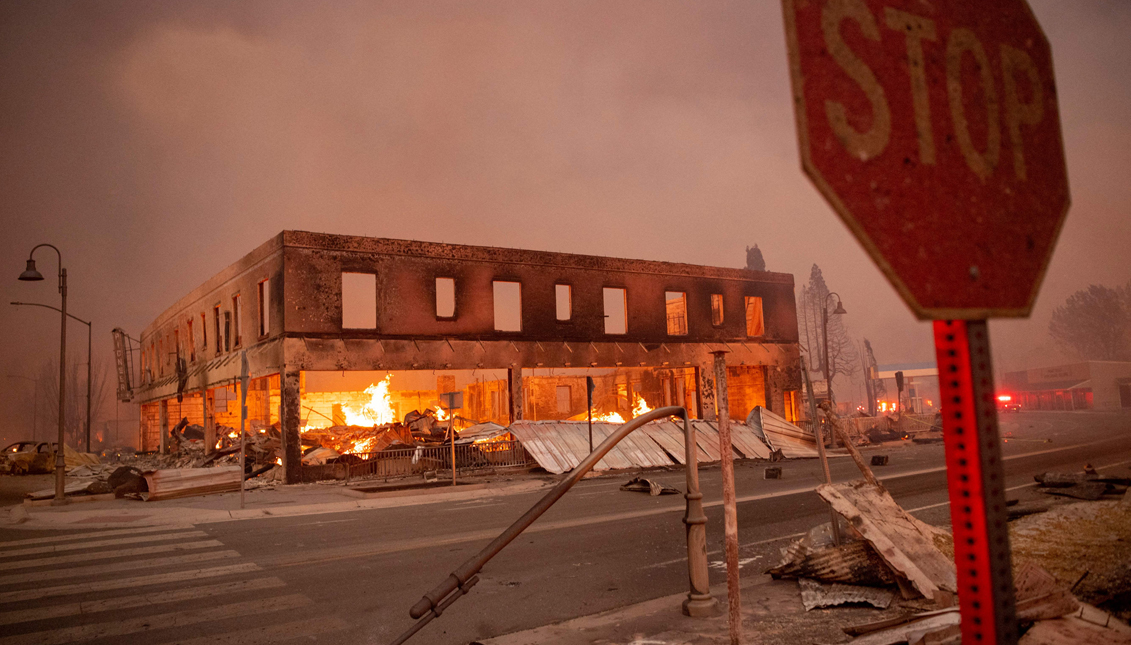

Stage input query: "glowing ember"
[
  {"left": 349, "top": 436, "right": 379, "bottom": 455},
  {"left": 342, "top": 376, "right": 397, "bottom": 426},
  {"left": 435, "top": 407, "right": 449, "bottom": 422}
]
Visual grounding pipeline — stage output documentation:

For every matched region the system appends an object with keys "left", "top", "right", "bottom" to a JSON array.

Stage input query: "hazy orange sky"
[{"left": 2, "top": 1, "right": 1128, "bottom": 436}]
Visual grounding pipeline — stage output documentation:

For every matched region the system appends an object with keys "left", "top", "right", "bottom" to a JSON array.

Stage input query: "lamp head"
[
  {"left": 832, "top": 300, "right": 847, "bottom": 315},
  {"left": 18, "top": 259, "right": 43, "bottom": 282}
]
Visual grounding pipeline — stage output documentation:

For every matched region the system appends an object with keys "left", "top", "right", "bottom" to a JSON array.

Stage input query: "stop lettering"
[{"left": 782, "top": 0, "right": 1069, "bottom": 319}]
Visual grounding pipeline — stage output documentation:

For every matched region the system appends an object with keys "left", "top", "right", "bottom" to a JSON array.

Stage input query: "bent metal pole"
[{"left": 391, "top": 406, "right": 717, "bottom": 645}]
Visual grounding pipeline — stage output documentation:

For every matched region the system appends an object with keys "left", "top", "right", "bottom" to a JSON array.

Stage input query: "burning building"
[{"left": 129, "top": 231, "right": 802, "bottom": 483}]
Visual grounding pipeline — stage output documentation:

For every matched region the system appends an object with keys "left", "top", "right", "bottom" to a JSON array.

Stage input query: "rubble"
[
  {"left": 619, "top": 476, "right": 679, "bottom": 496},
  {"left": 767, "top": 522, "right": 897, "bottom": 588},
  {"left": 843, "top": 608, "right": 961, "bottom": 645},
  {"left": 141, "top": 466, "right": 242, "bottom": 501},
  {"left": 798, "top": 577, "right": 894, "bottom": 611}
]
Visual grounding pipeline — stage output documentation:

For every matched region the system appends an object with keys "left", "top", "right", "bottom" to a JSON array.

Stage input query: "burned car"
[{"left": 1, "top": 441, "right": 58, "bottom": 475}]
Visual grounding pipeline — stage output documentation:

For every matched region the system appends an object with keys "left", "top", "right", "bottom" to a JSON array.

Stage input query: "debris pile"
[
  {"left": 768, "top": 456, "right": 1131, "bottom": 643},
  {"left": 619, "top": 476, "right": 680, "bottom": 496}
]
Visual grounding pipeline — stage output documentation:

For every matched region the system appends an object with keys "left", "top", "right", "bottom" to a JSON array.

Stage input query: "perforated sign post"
[{"left": 782, "top": 1, "right": 1069, "bottom": 643}]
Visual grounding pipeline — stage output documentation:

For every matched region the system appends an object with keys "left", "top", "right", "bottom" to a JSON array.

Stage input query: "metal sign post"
[
  {"left": 239, "top": 353, "right": 249, "bottom": 510},
  {"left": 711, "top": 352, "right": 742, "bottom": 645},
  {"left": 442, "top": 392, "right": 462, "bottom": 486},
  {"left": 934, "top": 321, "right": 1016, "bottom": 642},
  {"left": 781, "top": 1, "right": 1070, "bottom": 641}
]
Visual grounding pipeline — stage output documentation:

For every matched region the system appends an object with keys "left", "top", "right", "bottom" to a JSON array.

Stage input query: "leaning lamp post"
[
  {"left": 820, "top": 292, "right": 847, "bottom": 410},
  {"left": 18, "top": 244, "right": 69, "bottom": 504}
]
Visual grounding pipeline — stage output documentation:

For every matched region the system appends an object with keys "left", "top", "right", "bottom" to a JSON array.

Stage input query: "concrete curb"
[{"left": 3, "top": 479, "right": 554, "bottom": 530}]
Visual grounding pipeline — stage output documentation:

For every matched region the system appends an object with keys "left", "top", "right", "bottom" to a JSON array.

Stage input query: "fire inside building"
[{"left": 129, "top": 231, "right": 802, "bottom": 483}]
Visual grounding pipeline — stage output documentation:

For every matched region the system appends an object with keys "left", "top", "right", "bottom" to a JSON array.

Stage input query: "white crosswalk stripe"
[
  {"left": 0, "top": 525, "right": 349, "bottom": 644},
  {"left": 0, "top": 539, "right": 223, "bottom": 572}
]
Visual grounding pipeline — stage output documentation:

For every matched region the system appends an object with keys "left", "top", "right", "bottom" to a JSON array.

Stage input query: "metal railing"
[
  {"left": 345, "top": 440, "right": 534, "bottom": 480},
  {"left": 388, "top": 406, "right": 718, "bottom": 645}
]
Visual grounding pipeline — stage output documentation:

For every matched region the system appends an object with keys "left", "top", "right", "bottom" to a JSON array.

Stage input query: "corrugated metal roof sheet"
[{"left": 510, "top": 419, "right": 777, "bottom": 473}]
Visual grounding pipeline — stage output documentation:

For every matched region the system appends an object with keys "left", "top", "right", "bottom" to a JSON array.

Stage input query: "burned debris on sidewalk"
[
  {"left": 619, "top": 476, "right": 680, "bottom": 496},
  {"left": 766, "top": 452, "right": 1131, "bottom": 644},
  {"left": 1034, "top": 467, "right": 1131, "bottom": 503}
]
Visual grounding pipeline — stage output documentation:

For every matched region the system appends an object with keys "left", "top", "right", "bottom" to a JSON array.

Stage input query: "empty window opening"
[
  {"left": 665, "top": 291, "right": 688, "bottom": 335},
  {"left": 232, "top": 295, "right": 243, "bottom": 347},
  {"left": 555, "top": 284, "right": 572, "bottom": 321},
  {"left": 745, "top": 296, "right": 765, "bottom": 337},
  {"left": 436, "top": 277, "right": 456, "bottom": 318},
  {"left": 213, "top": 306, "right": 221, "bottom": 354},
  {"left": 223, "top": 311, "right": 231, "bottom": 352},
  {"left": 174, "top": 329, "right": 181, "bottom": 361},
  {"left": 556, "top": 385, "right": 572, "bottom": 413},
  {"left": 711, "top": 294, "right": 724, "bottom": 326},
  {"left": 493, "top": 281, "right": 522, "bottom": 332},
  {"left": 342, "top": 272, "right": 377, "bottom": 329},
  {"left": 201, "top": 313, "right": 207, "bottom": 352},
  {"left": 603, "top": 287, "right": 627, "bottom": 335},
  {"left": 187, "top": 320, "right": 195, "bottom": 362},
  {"left": 258, "top": 279, "right": 270, "bottom": 337}
]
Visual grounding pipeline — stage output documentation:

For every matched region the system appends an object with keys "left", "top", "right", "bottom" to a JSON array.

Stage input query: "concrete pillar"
[
  {"left": 508, "top": 366, "right": 524, "bottom": 423},
  {"left": 203, "top": 389, "right": 215, "bottom": 455},
  {"left": 281, "top": 368, "right": 302, "bottom": 484},
  {"left": 698, "top": 365, "right": 717, "bottom": 422},
  {"left": 159, "top": 399, "right": 169, "bottom": 454}
]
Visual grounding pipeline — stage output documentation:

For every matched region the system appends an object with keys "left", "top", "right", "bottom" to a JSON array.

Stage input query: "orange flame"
[{"left": 343, "top": 376, "right": 397, "bottom": 426}]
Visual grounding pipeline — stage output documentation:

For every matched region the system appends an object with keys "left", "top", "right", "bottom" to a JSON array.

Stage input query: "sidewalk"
[
  {"left": 481, "top": 574, "right": 911, "bottom": 645},
  {"left": 3, "top": 477, "right": 553, "bottom": 530}
]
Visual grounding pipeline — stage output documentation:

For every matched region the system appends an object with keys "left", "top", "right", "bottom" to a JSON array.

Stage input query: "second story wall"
[
  {"left": 139, "top": 236, "right": 285, "bottom": 385},
  {"left": 281, "top": 231, "right": 798, "bottom": 345}
]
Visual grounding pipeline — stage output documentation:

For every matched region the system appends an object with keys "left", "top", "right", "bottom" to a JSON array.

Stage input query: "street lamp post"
[
  {"left": 11, "top": 301, "right": 92, "bottom": 452},
  {"left": 820, "top": 292, "right": 847, "bottom": 411},
  {"left": 18, "top": 244, "right": 69, "bottom": 504},
  {"left": 5, "top": 375, "right": 39, "bottom": 441}
]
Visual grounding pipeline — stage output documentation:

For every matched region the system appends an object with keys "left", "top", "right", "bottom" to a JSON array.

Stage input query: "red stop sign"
[{"left": 783, "top": 0, "right": 1069, "bottom": 319}]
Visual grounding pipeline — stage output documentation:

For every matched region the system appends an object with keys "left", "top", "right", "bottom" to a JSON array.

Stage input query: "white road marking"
[
  {"left": 0, "top": 593, "right": 311, "bottom": 645},
  {"left": 708, "top": 555, "right": 762, "bottom": 570},
  {"left": 0, "top": 577, "right": 286, "bottom": 627},
  {"left": 0, "top": 561, "right": 261, "bottom": 605},
  {"left": 269, "top": 437, "right": 1131, "bottom": 569},
  {"left": 0, "top": 550, "right": 241, "bottom": 587},
  {"left": 0, "top": 525, "right": 195, "bottom": 550},
  {"left": 159, "top": 616, "right": 351, "bottom": 645},
  {"left": 0, "top": 531, "right": 207, "bottom": 559},
  {"left": 0, "top": 540, "right": 223, "bottom": 572}
]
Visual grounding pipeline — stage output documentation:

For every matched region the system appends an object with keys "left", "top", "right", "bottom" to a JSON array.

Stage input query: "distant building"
[
  {"left": 874, "top": 362, "right": 939, "bottom": 414},
  {"left": 1002, "top": 361, "right": 1131, "bottom": 412}
]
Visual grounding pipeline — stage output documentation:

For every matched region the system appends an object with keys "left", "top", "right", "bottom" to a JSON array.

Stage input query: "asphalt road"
[{"left": 1, "top": 411, "right": 1129, "bottom": 645}]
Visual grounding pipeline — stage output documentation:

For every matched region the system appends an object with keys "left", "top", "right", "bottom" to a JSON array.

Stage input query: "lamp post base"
[
  {"left": 682, "top": 594, "right": 721, "bottom": 617},
  {"left": 49, "top": 497, "right": 69, "bottom": 506}
]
